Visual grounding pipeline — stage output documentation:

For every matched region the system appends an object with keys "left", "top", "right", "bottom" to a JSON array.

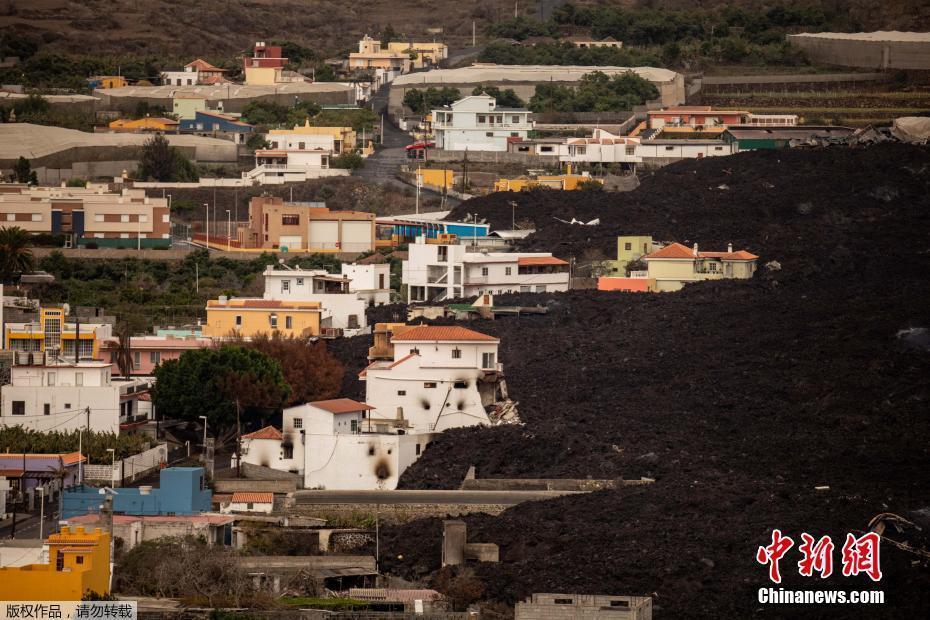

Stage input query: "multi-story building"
[
  {"left": 261, "top": 266, "right": 368, "bottom": 335},
  {"left": 234, "top": 195, "right": 375, "bottom": 253},
  {"left": 432, "top": 95, "right": 533, "bottom": 152},
  {"left": 171, "top": 95, "right": 208, "bottom": 120},
  {"left": 62, "top": 467, "right": 211, "bottom": 518},
  {"left": 0, "top": 356, "right": 154, "bottom": 433},
  {"left": 647, "top": 106, "right": 798, "bottom": 130},
  {"left": 251, "top": 122, "right": 359, "bottom": 181},
  {"left": 349, "top": 36, "right": 413, "bottom": 74},
  {"left": 161, "top": 59, "right": 229, "bottom": 86},
  {"left": 402, "top": 236, "right": 570, "bottom": 302},
  {"left": 266, "top": 122, "right": 357, "bottom": 155},
  {"left": 243, "top": 41, "right": 287, "bottom": 85},
  {"left": 4, "top": 305, "right": 111, "bottom": 359},
  {"left": 202, "top": 297, "right": 322, "bottom": 339},
  {"left": 385, "top": 41, "right": 448, "bottom": 69},
  {"left": 340, "top": 263, "right": 392, "bottom": 306},
  {"left": 558, "top": 129, "right": 642, "bottom": 171},
  {"left": 99, "top": 335, "right": 213, "bottom": 376},
  {"left": 0, "top": 184, "right": 170, "bottom": 249}
]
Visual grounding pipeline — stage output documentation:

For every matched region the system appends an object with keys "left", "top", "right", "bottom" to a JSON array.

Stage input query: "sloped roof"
[
  {"left": 231, "top": 492, "right": 274, "bottom": 504},
  {"left": 185, "top": 59, "right": 227, "bottom": 72},
  {"left": 310, "top": 398, "right": 375, "bottom": 414},
  {"left": 0, "top": 452, "right": 86, "bottom": 466},
  {"left": 517, "top": 256, "right": 568, "bottom": 266},
  {"left": 644, "top": 242, "right": 759, "bottom": 261},
  {"left": 390, "top": 326, "right": 498, "bottom": 343},
  {"left": 241, "top": 426, "right": 283, "bottom": 440}
]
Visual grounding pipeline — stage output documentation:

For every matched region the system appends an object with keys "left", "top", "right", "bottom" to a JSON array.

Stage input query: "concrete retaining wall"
[
  {"left": 698, "top": 71, "right": 890, "bottom": 94},
  {"left": 426, "top": 150, "right": 559, "bottom": 165},
  {"left": 289, "top": 503, "right": 512, "bottom": 524},
  {"left": 787, "top": 34, "right": 930, "bottom": 70},
  {"left": 214, "top": 479, "right": 297, "bottom": 494}
]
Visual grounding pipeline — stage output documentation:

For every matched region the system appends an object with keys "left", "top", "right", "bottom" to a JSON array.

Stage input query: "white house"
[
  {"left": 559, "top": 129, "right": 642, "bottom": 169},
  {"left": 238, "top": 426, "right": 294, "bottom": 472},
  {"left": 222, "top": 492, "right": 274, "bottom": 514},
  {"left": 402, "top": 236, "right": 570, "bottom": 303},
  {"left": 161, "top": 67, "right": 199, "bottom": 86},
  {"left": 432, "top": 96, "right": 533, "bottom": 152},
  {"left": 341, "top": 263, "right": 392, "bottom": 306},
  {"left": 0, "top": 358, "right": 153, "bottom": 434},
  {"left": 635, "top": 139, "right": 737, "bottom": 160},
  {"left": 360, "top": 325, "right": 503, "bottom": 433},
  {"left": 261, "top": 266, "right": 369, "bottom": 335}
]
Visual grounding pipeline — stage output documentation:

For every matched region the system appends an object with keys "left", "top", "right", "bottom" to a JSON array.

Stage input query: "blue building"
[
  {"left": 62, "top": 467, "right": 212, "bottom": 519},
  {"left": 180, "top": 111, "right": 254, "bottom": 144},
  {"left": 376, "top": 216, "right": 490, "bottom": 245}
]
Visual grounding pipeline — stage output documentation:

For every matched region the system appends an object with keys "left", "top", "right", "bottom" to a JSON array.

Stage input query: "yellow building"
[
  {"left": 494, "top": 174, "right": 601, "bottom": 192},
  {"left": 267, "top": 122, "right": 358, "bottom": 154},
  {"left": 244, "top": 66, "right": 281, "bottom": 85},
  {"left": 5, "top": 306, "right": 108, "bottom": 359},
  {"left": 172, "top": 96, "right": 207, "bottom": 120},
  {"left": 643, "top": 242, "right": 759, "bottom": 292},
  {"left": 416, "top": 168, "right": 454, "bottom": 192},
  {"left": 203, "top": 298, "right": 322, "bottom": 339},
  {"left": 108, "top": 117, "right": 180, "bottom": 133},
  {"left": 0, "top": 526, "right": 111, "bottom": 599},
  {"left": 90, "top": 76, "right": 127, "bottom": 89},
  {"left": 613, "top": 235, "right": 654, "bottom": 275},
  {"left": 349, "top": 36, "right": 412, "bottom": 73},
  {"left": 386, "top": 41, "right": 448, "bottom": 68}
]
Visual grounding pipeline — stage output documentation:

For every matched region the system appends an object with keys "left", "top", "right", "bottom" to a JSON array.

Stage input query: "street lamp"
[
  {"left": 199, "top": 415, "right": 208, "bottom": 448},
  {"left": 106, "top": 448, "right": 116, "bottom": 486},
  {"left": 38, "top": 486, "right": 45, "bottom": 540},
  {"left": 204, "top": 203, "right": 210, "bottom": 250},
  {"left": 226, "top": 209, "right": 231, "bottom": 251}
]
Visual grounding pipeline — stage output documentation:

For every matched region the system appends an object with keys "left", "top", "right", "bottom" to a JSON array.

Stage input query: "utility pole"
[
  {"left": 472, "top": 21, "right": 476, "bottom": 47},
  {"left": 380, "top": 114, "right": 384, "bottom": 145},
  {"left": 461, "top": 149, "right": 468, "bottom": 194},
  {"left": 204, "top": 203, "right": 210, "bottom": 250},
  {"left": 235, "top": 399, "right": 242, "bottom": 479},
  {"left": 38, "top": 486, "right": 45, "bottom": 541}
]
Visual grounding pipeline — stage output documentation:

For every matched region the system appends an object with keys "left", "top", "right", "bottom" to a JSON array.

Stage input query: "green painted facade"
[{"left": 77, "top": 237, "right": 171, "bottom": 249}]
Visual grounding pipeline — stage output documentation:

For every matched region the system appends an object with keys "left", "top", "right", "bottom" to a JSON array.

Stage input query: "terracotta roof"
[
  {"left": 348, "top": 588, "right": 443, "bottom": 603},
  {"left": 186, "top": 58, "right": 227, "bottom": 73},
  {"left": 242, "top": 426, "right": 283, "bottom": 440},
  {"left": 0, "top": 469, "right": 24, "bottom": 477},
  {"left": 391, "top": 325, "right": 498, "bottom": 343},
  {"left": 199, "top": 76, "right": 229, "bottom": 85},
  {"left": 517, "top": 256, "right": 568, "bottom": 266},
  {"left": 0, "top": 452, "right": 86, "bottom": 466},
  {"left": 310, "top": 398, "right": 375, "bottom": 414},
  {"left": 358, "top": 352, "right": 418, "bottom": 378},
  {"left": 231, "top": 492, "right": 274, "bottom": 504},
  {"left": 644, "top": 242, "right": 758, "bottom": 261}
]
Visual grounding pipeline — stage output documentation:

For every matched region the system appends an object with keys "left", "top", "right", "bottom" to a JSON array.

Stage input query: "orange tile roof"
[
  {"left": 242, "top": 426, "right": 283, "bottom": 440},
  {"left": 310, "top": 398, "right": 375, "bottom": 414},
  {"left": 231, "top": 492, "right": 274, "bottom": 504},
  {"left": 517, "top": 256, "right": 568, "bottom": 266},
  {"left": 186, "top": 58, "right": 227, "bottom": 72},
  {"left": 645, "top": 242, "right": 758, "bottom": 261},
  {"left": 1, "top": 452, "right": 86, "bottom": 466},
  {"left": 391, "top": 325, "right": 498, "bottom": 343},
  {"left": 0, "top": 469, "right": 24, "bottom": 477},
  {"left": 358, "top": 352, "right": 418, "bottom": 377}
]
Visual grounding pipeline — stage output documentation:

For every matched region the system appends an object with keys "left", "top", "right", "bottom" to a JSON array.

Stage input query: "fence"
[{"left": 82, "top": 443, "right": 169, "bottom": 486}]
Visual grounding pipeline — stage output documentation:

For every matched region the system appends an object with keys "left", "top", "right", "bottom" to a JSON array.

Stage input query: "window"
[
  {"left": 281, "top": 280, "right": 290, "bottom": 293},
  {"left": 235, "top": 315, "right": 242, "bottom": 326},
  {"left": 348, "top": 315, "right": 359, "bottom": 329},
  {"left": 350, "top": 419, "right": 358, "bottom": 433},
  {"left": 505, "top": 267, "right": 511, "bottom": 276},
  {"left": 44, "top": 404, "right": 51, "bottom": 416},
  {"left": 139, "top": 214, "right": 149, "bottom": 223},
  {"left": 47, "top": 371, "right": 56, "bottom": 386},
  {"left": 12, "top": 401, "right": 25, "bottom": 416},
  {"left": 5, "top": 214, "right": 13, "bottom": 221},
  {"left": 121, "top": 214, "right": 130, "bottom": 223},
  {"left": 510, "top": 132, "right": 519, "bottom": 137},
  {"left": 409, "top": 348, "right": 419, "bottom": 355},
  {"left": 296, "top": 278, "right": 304, "bottom": 286},
  {"left": 285, "top": 316, "right": 293, "bottom": 329},
  {"left": 626, "top": 146, "right": 636, "bottom": 155},
  {"left": 94, "top": 214, "right": 105, "bottom": 222},
  {"left": 536, "top": 285, "right": 546, "bottom": 293},
  {"left": 511, "top": 115, "right": 520, "bottom": 123},
  {"left": 485, "top": 131, "right": 493, "bottom": 137},
  {"left": 575, "top": 146, "right": 586, "bottom": 155},
  {"left": 424, "top": 382, "right": 437, "bottom": 388},
  {"left": 520, "top": 285, "right": 530, "bottom": 293},
  {"left": 76, "top": 556, "right": 84, "bottom": 565},
  {"left": 75, "top": 372, "right": 83, "bottom": 387},
  {"left": 56, "top": 553, "right": 65, "bottom": 571},
  {"left": 715, "top": 146, "right": 723, "bottom": 151},
  {"left": 477, "top": 115, "right": 486, "bottom": 123},
  {"left": 481, "top": 267, "right": 488, "bottom": 276},
  {"left": 454, "top": 380, "right": 467, "bottom": 389},
  {"left": 665, "top": 146, "right": 674, "bottom": 151},
  {"left": 625, "top": 242, "right": 632, "bottom": 251},
  {"left": 283, "top": 446, "right": 293, "bottom": 459},
  {"left": 64, "top": 403, "right": 71, "bottom": 409},
  {"left": 282, "top": 214, "right": 299, "bottom": 226},
  {"left": 397, "top": 390, "right": 406, "bottom": 396},
  {"left": 451, "top": 348, "right": 461, "bottom": 359},
  {"left": 610, "top": 600, "right": 630, "bottom": 608},
  {"left": 554, "top": 599, "right": 573, "bottom": 605},
  {"left": 31, "top": 214, "right": 42, "bottom": 222},
  {"left": 269, "top": 314, "right": 278, "bottom": 329},
  {"left": 246, "top": 503, "right": 254, "bottom": 510},
  {"left": 149, "top": 352, "right": 160, "bottom": 365},
  {"left": 482, "top": 352, "right": 495, "bottom": 369},
  {"left": 133, "top": 351, "right": 141, "bottom": 369}
]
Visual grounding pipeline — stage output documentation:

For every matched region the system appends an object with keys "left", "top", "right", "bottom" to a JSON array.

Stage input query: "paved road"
[
  {"left": 0, "top": 505, "right": 61, "bottom": 540},
  {"left": 293, "top": 489, "right": 576, "bottom": 505}
]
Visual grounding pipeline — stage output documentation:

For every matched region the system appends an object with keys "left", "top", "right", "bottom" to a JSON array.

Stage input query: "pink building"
[{"left": 100, "top": 336, "right": 213, "bottom": 376}]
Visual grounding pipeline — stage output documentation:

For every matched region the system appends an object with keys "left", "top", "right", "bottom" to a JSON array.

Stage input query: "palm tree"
[{"left": 0, "top": 226, "right": 35, "bottom": 283}]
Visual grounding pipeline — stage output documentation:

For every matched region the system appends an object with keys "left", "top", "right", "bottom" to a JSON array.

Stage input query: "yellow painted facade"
[
  {"left": 613, "top": 235, "right": 654, "bottom": 274},
  {"left": 203, "top": 299, "right": 322, "bottom": 339},
  {"left": 416, "top": 168, "right": 454, "bottom": 191},
  {"left": 5, "top": 307, "right": 102, "bottom": 358},
  {"left": 244, "top": 66, "right": 280, "bottom": 85},
  {"left": 171, "top": 97, "right": 207, "bottom": 120},
  {"left": 268, "top": 122, "right": 358, "bottom": 153},
  {"left": 494, "top": 175, "right": 601, "bottom": 192},
  {"left": 92, "top": 76, "right": 127, "bottom": 89},
  {"left": 0, "top": 526, "right": 111, "bottom": 600},
  {"left": 386, "top": 42, "right": 448, "bottom": 68},
  {"left": 108, "top": 117, "right": 179, "bottom": 132}
]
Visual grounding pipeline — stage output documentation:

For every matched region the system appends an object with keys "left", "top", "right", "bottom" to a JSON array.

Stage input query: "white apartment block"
[
  {"left": 0, "top": 358, "right": 153, "bottom": 434},
  {"left": 360, "top": 325, "right": 503, "bottom": 434},
  {"left": 161, "top": 68, "right": 199, "bottom": 86},
  {"left": 261, "top": 266, "right": 370, "bottom": 335},
  {"left": 432, "top": 96, "right": 533, "bottom": 152},
  {"left": 402, "top": 236, "right": 570, "bottom": 303},
  {"left": 340, "top": 263, "right": 392, "bottom": 306}
]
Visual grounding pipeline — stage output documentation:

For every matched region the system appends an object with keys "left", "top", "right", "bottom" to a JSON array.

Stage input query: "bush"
[
  {"left": 402, "top": 87, "right": 460, "bottom": 115},
  {"left": 332, "top": 152, "right": 364, "bottom": 170}
]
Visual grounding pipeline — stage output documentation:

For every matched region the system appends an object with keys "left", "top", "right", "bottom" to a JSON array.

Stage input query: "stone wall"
[{"left": 289, "top": 503, "right": 512, "bottom": 525}]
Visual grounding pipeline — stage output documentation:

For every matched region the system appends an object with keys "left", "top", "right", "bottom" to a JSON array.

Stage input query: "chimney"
[
  {"left": 692, "top": 243, "right": 698, "bottom": 257},
  {"left": 727, "top": 242, "right": 733, "bottom": 253}
]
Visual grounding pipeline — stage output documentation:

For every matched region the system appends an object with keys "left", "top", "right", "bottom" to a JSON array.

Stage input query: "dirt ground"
[{"left": 331, "top": 143, "right": 930, "bottom": 617}]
